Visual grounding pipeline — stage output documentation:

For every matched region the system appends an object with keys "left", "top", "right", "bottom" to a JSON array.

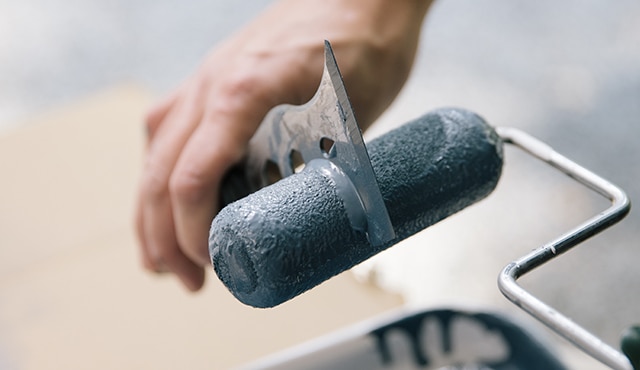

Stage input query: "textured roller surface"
[{"left": 210, "top": 108, "right": 504, "bottom": 308}]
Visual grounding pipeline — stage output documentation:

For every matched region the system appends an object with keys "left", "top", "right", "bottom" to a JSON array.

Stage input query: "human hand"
[{"left": 135, "top": 0, "right": 432, "bottom": 291}]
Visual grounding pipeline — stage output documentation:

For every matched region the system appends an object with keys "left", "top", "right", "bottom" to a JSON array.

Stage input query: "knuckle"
[
  {"left": 169, "top": 169, "right": 209, "bottom": 205},
  {"left": 144, "top": 174, "right": 168, "bottom": 200},
  {"left": 213, "top": 70, "right": 268, "bottom": 115},
  {"left": 206, "top": 70, "right": 273, "bottom": 138},
  {"left": 142, "top": 161, "right": 171, "bottom": 201},
  {"left": 220, "top": 69, "right": 260, "bottom": 98}
]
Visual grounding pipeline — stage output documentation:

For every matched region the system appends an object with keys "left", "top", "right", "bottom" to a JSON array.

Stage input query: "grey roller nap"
[{"left": 210, "top": 108, "right": 504, "bottom": 308}]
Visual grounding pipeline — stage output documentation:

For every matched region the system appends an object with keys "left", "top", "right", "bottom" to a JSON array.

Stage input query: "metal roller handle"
[{"left": 496, "top": 127, "right": 633, "bottom": 370}]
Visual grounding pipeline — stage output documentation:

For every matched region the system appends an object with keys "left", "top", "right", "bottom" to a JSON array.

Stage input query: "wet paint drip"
[{"left": 370, "top": 309, "right": 567, "bottom": 369}]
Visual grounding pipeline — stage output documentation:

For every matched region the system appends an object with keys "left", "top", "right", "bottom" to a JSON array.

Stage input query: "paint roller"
[
  {"left": 209, "top": 42, "right": 503, "bottom": 308},
  {"left": 211, "top": 107, "right": 503, "bottom": 308}
]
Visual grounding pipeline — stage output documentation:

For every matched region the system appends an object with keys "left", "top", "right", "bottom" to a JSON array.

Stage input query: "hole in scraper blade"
[{"left": 320, "top": 137, "right": 336, "bottom": 157}]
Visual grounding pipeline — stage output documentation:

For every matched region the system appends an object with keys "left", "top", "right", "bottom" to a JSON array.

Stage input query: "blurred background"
[{"left": 0, "top": 0, "right": 638, "bottom": 369}]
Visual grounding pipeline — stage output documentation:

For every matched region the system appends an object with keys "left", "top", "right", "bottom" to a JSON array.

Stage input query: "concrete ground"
[{"left": 1, "top": 0, "right": 638, "bottom": 369}]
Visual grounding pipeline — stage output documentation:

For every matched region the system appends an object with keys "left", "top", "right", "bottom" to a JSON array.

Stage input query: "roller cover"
[{"left": 210, "top": 108, "right": 503, "bottom": 308}]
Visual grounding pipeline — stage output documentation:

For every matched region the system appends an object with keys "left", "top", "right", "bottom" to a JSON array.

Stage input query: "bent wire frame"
[{"left": 496, "top": 127, "right": 633, "bottom": 370}]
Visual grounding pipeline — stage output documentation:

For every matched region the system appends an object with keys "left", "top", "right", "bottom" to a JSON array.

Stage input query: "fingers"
[
  {"left": 136, "top": 43, "right": 325, "bottom": 292},
  {"left": 137, "top": 88, "right": 208, "bottom": 291},
  {"left": 145, "top": 90, "right": 180, "bottom": 143},
  {"left": 169, "top": 110, "right": 255, "bottom": 266},
  {"left": 137, "top": 84, "right": 194, "bottom": 274},
  {"left": 139, "top": 66, "right": 275, "bottom": 288},
  {"left": 135, "top": 193, "right": 157, "bottom": 272},
  {"left": 137, "top": 66, "right": 270, "bottom": 290},
  {"left": 142, "top": 183, "right": 205, "bottom": 291}
]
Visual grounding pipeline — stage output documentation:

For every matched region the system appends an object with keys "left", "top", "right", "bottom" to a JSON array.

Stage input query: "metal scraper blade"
[{"left": 240, "top": 40, "right": 395, "bottom": 246}]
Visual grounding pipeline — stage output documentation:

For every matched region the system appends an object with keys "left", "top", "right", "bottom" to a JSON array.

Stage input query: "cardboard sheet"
[{"left": 0, "top": 86, "right": 401, "bottom": 370}]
